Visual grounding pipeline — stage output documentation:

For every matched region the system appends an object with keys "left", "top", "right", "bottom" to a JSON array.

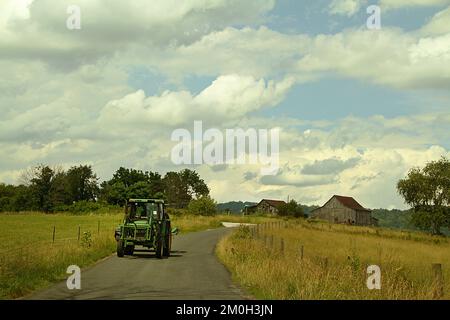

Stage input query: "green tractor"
[{"left": 114, "top": 199, "right": 177, "bottom": 258}]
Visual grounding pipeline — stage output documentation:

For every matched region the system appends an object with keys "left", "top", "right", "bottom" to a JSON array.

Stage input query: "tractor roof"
[{"left": 128, "top": 199, "right": 165, "bottom": 204}]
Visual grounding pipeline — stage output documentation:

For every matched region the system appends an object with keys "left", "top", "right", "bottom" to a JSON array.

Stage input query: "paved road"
[{"left": 28, "top": 228, "right": 246, "bottom": 300}]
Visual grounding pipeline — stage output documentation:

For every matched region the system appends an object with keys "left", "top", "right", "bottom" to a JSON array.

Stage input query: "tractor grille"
[{"left": 135, "top": 229, "right": 147, "bottom": 240}]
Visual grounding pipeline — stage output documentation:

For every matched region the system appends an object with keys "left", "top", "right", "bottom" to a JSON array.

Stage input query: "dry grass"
[{"left": 216, "top": 220, "right": 450, "bottom": 300}]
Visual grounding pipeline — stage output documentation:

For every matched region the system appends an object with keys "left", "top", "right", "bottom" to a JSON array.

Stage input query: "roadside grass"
[
  {"left": 0, "top": 212, "right": 276, "bottom": 299},
  {"left": 216, "top": 220, "right": 450, "bottom": 300}
]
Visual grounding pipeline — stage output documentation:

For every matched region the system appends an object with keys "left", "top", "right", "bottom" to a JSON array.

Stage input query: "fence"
[{"left": 0, "top": 221, "right": 117, "bottom": 258}]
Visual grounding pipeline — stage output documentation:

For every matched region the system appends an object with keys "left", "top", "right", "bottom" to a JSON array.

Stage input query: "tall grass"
[{"left": 217, "top": 220, "right": 450, "bottom": 300}]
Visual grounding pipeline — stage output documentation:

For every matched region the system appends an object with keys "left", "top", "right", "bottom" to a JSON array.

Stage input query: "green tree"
[
  {"left": 101, "top": 167, "right": 164, "bottom": 205},
  {"left": 127, "top": 181, "right": 152, "bottom": 199},
  {"left": 188, "top": 196, "right": 217, "bottom": 216},
  {"left": 278, "top": 200, "right": 306, "bottom": 218},
  {"left": 163, "top": 169, "right": 209, "bottom": 208},
  {"left": 29, "top": 165, "right": 56, "bottom": 212},
  {"left": 397, "top": 157, "right": 450, "bottom": 235},
  {"left": 66, "top": 165, "right": 99, "bottom": 202},
  {"left": 100, "top": 181, "right": 128, "bottom": 206}
]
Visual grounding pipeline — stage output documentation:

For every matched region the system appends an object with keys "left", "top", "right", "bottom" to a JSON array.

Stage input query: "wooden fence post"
[
  {"left": 300, "top": 245, "right": 304, "bottom": 260},
  {"left": 98, "top": 221, "right": 100, "bottom": 235},
  {"left": 432, "top": 263, "right": 444, "bottom": 299},
  {"left": 78, "top": 226, "right": 81, "bottom": 242},
  {"left": 52, "top": 226, "right": 56, "bottom": 244}
]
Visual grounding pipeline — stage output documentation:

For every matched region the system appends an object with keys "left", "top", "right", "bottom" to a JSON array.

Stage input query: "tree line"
[{"left": 0, "top": 165, "right": 210, "bottom": 213}]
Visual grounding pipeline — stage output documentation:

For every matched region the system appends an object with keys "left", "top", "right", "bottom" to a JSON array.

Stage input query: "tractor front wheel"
[
  {"left": 124, "top": 245, "right": 134, "bottom": 256},
  {"left": 163, "top": 222, "right": 172, "bottom": 257},
  {"left": 155, "top": 234, "right": 163, "bottom": 259},
  {"left": 117, "top": 240, "right": 125, "bottom": 257}
]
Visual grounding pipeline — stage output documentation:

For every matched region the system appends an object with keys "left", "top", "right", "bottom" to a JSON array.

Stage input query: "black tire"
[
  {"left": 163, "top": 222, "right": 172, "bottom": 257},
  {"left": 117, "top": 240, "right": 125, "bottom": 257},
  {"left": 124, "top": 245, "right": 134, "bottom": 256},
  {"left": 155, "top": 232, "right": 163, "bottom": 259}
]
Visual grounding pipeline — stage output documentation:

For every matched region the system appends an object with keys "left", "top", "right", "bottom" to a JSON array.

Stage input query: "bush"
[
  {"left": 166, "top": 207, "right": 189, "bottom": 217},
  {"left": 278, "top": 200, "right": 306, "bottom": 218},
  {"left": 188, "top": 196, "right": 217, "bottom": 216}
]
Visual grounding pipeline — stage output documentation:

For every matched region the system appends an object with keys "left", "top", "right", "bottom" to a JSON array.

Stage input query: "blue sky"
[{"left": 0, "top": 0, "right": 449, "bottom": 208}]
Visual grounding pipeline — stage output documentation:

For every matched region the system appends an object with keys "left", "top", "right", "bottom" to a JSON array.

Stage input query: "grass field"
[
  {"left": 217, "top": 219, "right": 450, "bottom": 300},
  {"left": 0, "top": 211, "right": 276, "bottom": 299}
]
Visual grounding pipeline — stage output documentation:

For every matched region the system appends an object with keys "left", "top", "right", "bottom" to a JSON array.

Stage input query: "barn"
[
  {"left": 244, "top": 199, "right": 287, "bottom": 215},
  {"left": 311, "top": 195, "right": 377, "bottom": 226}
]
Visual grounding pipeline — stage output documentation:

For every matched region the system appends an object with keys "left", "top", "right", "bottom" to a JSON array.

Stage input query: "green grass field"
[
  {"left": 217, "top": 220, "right": 450, "bottom": 300},
  {"left": 0, "top": 212, "right": 276, "bottom": 299}
]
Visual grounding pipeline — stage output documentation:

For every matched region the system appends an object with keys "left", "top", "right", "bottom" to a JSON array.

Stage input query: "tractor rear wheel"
[{"left": 117, "top": 240, "right": 125, "bottom": 257}]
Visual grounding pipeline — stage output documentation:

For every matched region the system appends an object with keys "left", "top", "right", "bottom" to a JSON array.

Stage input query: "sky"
[{"left": 0, "top": 0, "right": 449, "bottom": 209}]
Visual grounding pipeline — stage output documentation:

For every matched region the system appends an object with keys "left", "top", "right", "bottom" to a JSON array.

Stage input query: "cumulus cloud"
[
  {"left": 97, "top": 74, "right": 294, "bottom": 130},
  {"left": 0, "top": 0, "right": 275, "bottom": 70},
  {"left": 296, "top": 28, "right": 450, "bottom": 89},
  {"left": 420, "top": 6, "right": 450, "bottom": 35}
]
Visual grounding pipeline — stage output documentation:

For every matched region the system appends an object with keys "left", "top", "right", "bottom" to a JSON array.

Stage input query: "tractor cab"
[{"left": 126, "top": 199, "right": 164, "bottom": 221}]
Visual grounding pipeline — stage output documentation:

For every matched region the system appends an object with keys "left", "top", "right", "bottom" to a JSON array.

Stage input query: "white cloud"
[
  {"left": 296, "top": 29, "right": 450, "bottom": 89},
  {"left": 0, "top": 0, "right": 275, "bottom": 69},
  {"left": 98, "top": 74, "right": 294, "bottom": 130},
  {"left": 420, "top": 6, "right": 450, "bottom": 35},
  {"left": 329, "top": 0, "right": 366, "bottom": 16}
]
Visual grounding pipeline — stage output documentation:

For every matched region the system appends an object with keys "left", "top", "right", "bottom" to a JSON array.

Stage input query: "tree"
[
  {"left": 29, "top": 165, "right": 56, "bottom": 212},
  {"left": 163, "top": 169, "right": 209, "bottom": 208},
  {"left": 278, "top": 200, "right": 306, "bottom": 218},
  {"left": 397, "top": 157, "right": 450, "bottom": 235},
  {"left": 127, "top": 181, "right": 152, "bottom": 199},
  {"left": 65, "top": 165, "right": 99, "bottom": 202},
  {"left": 101, "top": 167, "right": 164, "bottom": 205},
  {"left": 188, "top": 196, "right": 217, "bottom": 216}
]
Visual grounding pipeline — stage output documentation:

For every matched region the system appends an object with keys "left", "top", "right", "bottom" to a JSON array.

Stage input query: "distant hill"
[
  {"left": 301, "top": 205, "right": 320, "bottom": 216},
  {"left": 217, "top": 201, "right": 319, "bottom": 216},
  {"left": 372, "top": 208, "right": 415, "bottom": 230},
  {"left": 216, "top": 201, "right": 257, "bottom": 214},
  {"left": 372, "top": 208, "right": 450, "bottom": 235}
]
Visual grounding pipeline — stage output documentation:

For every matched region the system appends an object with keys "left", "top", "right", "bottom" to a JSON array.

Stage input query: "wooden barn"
[
  {"left": 311, "top": 195, "right": 377, "bottom": 226},
  {"left": 244, "top": 199, "right": 287, "bottom": 216}
]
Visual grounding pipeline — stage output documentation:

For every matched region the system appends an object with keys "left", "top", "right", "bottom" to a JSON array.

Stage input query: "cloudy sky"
[{"left": 1, "top": 0, "right": 449, "bottom": 209}]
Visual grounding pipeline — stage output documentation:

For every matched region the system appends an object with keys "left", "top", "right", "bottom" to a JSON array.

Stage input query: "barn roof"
[
  {"left": 313, "top": 195, "right": 371, "bottom": 212},
  {"left": 259, "top": 199, "right": 287, "bottom": 208}
]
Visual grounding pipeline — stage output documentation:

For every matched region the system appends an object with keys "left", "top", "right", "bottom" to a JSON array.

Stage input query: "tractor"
[{"left": 114, "top": 199, "right": 177, "bottom": 258}]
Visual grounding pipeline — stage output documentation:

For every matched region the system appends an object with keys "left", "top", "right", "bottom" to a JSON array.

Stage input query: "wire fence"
[{"left": 0, "top": 221, "right": 117, "bottom": 257}]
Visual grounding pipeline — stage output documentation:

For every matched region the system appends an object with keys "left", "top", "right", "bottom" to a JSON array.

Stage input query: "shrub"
[{"left": 188, "top": 196, "right": 217, "bottom": 216}]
